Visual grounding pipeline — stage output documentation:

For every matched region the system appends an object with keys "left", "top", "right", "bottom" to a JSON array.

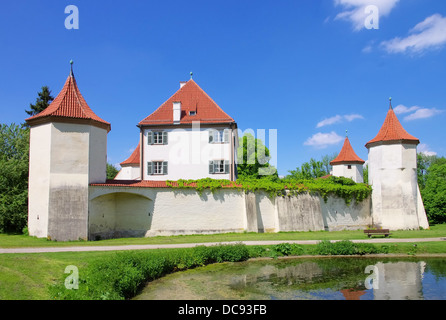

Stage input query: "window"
[
  {"left": 147, "top": 131, "right": 168, "bottom": 145},
  {"left": 347, "top": 165, "right": 352, "bottom": 169},
  {"left": 209, "top": 129, "right": 230, "bottom": 144},
  {"left": 209, "top": 160, "right": 230, "bottom": 174},
  {"left": 147, "top": 161, "right": 168, "bottom": 175},
  {"left": 189, "top": 111, "right": 196, "bottom": 116}
]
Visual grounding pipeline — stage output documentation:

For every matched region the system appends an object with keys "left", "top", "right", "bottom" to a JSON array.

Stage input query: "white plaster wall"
[
  {"left": 321, "top": 196, "right": 372, "bottom": 231},
  {"left": 88, "top": 125, "right": 108, "bottom": 184},
  {"left": 142, "top": 127, "right": 233, "bottom": 180},
  {"left": 88, "top": 186, "right": 372, "bottom": 238},
  {"left": 115, "top": 165, "right": 141, "bottom": 180},
  {"left": 332, "top": 164, "right": 363, "bottom": 183},
  {"left": 147, "top": 188, "right": 246, "bottom": 236},
  {"left": 368, "top": 143, "right": 426, "bottom": 230},
  {"left": 28, "top": 123, "right": 52, "bottom": 238}
]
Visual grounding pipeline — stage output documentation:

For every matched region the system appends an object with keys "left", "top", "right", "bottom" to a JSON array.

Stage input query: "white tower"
[
  {"left": 365, "top": 99, "right": 429, "bottom": 230},
  {"left": 26, "top": 62, "right": 111, "bottom": 241},
  {"left": 330, "top": 134, "right": 365, "bottom": 183}
]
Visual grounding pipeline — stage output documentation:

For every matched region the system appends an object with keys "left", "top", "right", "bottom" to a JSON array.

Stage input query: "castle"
[{"left": 25, "top": 65, "right": 429, "bottom": 241}]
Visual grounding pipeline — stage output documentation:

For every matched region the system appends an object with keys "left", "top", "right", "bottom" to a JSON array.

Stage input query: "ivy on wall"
[{"left": 166, "top": 176, "right": 372, "bottom": 205}]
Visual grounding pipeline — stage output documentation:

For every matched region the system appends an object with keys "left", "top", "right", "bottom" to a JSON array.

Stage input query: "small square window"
[
  {"left": 347, "top": 165, "right": 352, "bottom": 169},
  {"left": 189, "top": 111, "right": 196, "bottom": 116}
]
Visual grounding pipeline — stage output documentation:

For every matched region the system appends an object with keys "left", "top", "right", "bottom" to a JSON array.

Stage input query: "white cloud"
[
  {"left": 404, "top": 108, "right": 443, "bottom": 121},
  {"left": 393, "top": 104, "right": 444, "bottom": 121},
  {"left": 381, "top": 14, "right": 446, "bottom": 54},
  {"left": 304, "top": 131, "right": 344, "bottom": 149},
  {"left": 393, "top": 104, "right": 420, "bottom": 115},
  {"left": 334, "top": 0, "right": 400, "bottom": 31},
  {"left": 418, "top": 143, "right": 437, "bottom": 156},
  {"left": 316, "top": 114, "right": 364, "bottom": 128}
]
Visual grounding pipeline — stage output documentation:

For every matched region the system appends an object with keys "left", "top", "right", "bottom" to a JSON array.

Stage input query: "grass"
[
  {"left": 1, "top": 224, "right": 445, "bottom": 248},
  {"left": 0, "top": 225, "right": 445, "bottom": 300}
]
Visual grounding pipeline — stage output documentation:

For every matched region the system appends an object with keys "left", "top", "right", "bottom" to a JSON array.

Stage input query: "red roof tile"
[
  {"left": 138, "top": 79, "right": 235, "bottom": 126},
  {"left": 330, "top": 137, "right": 365, "bottom": 165},
  {"left": 366, "top": 105, "right": 419, "bottom": 148},
  {"left": 26, "top": 74, "right": 111, "bottom": 131},
  {"left": 120, "top": 143, "right": 140, "bottom": 166}
]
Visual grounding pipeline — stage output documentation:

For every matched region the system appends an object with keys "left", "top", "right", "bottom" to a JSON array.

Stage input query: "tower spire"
[
  {"left": 389, "top": 97, "right": 392, "bottom": 110},
  {"left": 70, "top": 60, "right": 74, "bottom": 77}
]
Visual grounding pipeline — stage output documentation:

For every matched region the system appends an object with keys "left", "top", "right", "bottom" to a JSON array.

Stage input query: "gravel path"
[{"left": 1, "top": 237, "right": 445, "bottom": 254}]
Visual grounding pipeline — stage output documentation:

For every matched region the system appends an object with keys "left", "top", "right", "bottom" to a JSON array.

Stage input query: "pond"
[{"left": 134, "top": 257, "right": 446, "bottom": 300}]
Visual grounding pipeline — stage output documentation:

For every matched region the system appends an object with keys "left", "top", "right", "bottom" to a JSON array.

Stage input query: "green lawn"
[
  {"left": 1, "top": 224, "right": 445, "bottom": 248},
  {"left": 1, "top": 225, "right": 445, "bottom": 300}
]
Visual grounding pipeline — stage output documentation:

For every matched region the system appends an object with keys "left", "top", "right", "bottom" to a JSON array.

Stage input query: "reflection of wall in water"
[
  {"left": 373, "top": 261, "right": 426, "bottom": 300},
  {"left": 230, "top": 262, "right": 323, "bottom": 288}
]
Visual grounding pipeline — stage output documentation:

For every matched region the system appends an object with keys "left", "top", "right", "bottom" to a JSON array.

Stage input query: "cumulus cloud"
[
  {"left": 334, "top": 0, "right": 400, "bottom": 31},
  {"left": 393, "top": 104, "right": 444, "bottom": 121},
  {"left": 381, "top": 14, "right": 446, "bottom": 54},
  {"left": 418, "top": 143, "right": 437, "bottom": 156},
  {"left": 404, "top": 108, "right": 444, "bottom": 121},
  {"left": 304, "top": 131, "right": 344, "bottom": 149},
  {"left": 316, "top": 114, "right": 364, "bottom": 128}
]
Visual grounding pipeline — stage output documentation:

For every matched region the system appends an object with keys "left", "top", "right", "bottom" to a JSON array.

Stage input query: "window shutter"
[
  {"left": 224, "top": 160, "right": 230, "bottom": 174},
  {"left": 209, "top": 160, "right": 214, "bottom": 174},
  {"left": 163, "top": 161, "right": 168, "bottom": 175},
  {"left": 147, "top": 132, "right": 153, "bottom": 145},
  {"left": 147, "top": 162, "right": 153, "bottom": 175},
  {"left": 209, "top": 131, "right": 214, "bottom": 143},
  {"left": 163, "top": 132, "right": 168, "bottom": 145},
  {"left": 224, "top": 130, "right": 230, "bottom": 143}
]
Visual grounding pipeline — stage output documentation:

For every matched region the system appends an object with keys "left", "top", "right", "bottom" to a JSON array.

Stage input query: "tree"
[
  {"left": 107, "top": 163, "right": 119, "bottom": 180},
  {"left": 422, "top": 160, "right": 446, "bottom": 224},
  {"left": 0, "top": 124, "right": 29, "bottom": 233},
  {"left": 417, "top": 153, "right": 438, "bottom": 190},
  {"left": 25, "top": 86, "right": 54, "bottom": 116},
  {"left": 286, "top": 153, "right": 337, "bottom": 180},
  {"left": 236, "top": 133, "right": 277, "bottom": 179}
]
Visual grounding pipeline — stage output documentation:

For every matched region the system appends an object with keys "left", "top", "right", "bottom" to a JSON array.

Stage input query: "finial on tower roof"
[
  {"left": 190, "top": 71, "right": 193, "bottom": 79},
  {"left": 346, "top": 129, "right": 348, "bottom": 137},
  {"left": 70, "top": 60, "right": 74, "bottom": 77},
  {"left": 389, "top": 97, "right": 393, "bottom": 110}
]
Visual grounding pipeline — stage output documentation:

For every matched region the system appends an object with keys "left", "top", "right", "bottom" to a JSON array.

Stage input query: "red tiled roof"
[
  {"left": 330, "top": 137, "right": 365, "bottom": 165},
  {"left": 366, "top": 105, "right": 419, "bottom": 148},
  {"left": 90, "top": 180, "right": 242, "bottom": 188},
  {"left": 138, "top": 79, "right": 235, "bottom": 126},
  {"left": 120, "top": 143, "right": 140, "bottom": 166},
  {"left": 26, "top": 73, "right": 111, "bottom": 131}
]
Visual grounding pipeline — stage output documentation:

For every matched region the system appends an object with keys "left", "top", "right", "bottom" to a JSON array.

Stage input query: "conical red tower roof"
[
  {"left": 330, "top": 136, "right": 365, "bottom": 165},
  {"left": 120, "top": 142, "right": 140, "bottom": 166},
  {"left": 26, "top": 66, "right": 110, "bottom": 132},
  {"left": 365, "top": 101, "right": 419, "bottom": 148},
  {"left": 138, "top": 79, "right": 235, "bottom": 126}
]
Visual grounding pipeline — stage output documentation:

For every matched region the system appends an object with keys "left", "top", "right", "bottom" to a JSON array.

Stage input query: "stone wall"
[{"left": 88, "top": 186, "right": 372, "bottom": 240}]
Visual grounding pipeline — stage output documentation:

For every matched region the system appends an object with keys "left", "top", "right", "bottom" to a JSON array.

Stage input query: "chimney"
[
  {"left": 173, "top": 101, "right": 181, "bottom": 124},
  {"left": 180, "top": 81, "right": 187, "bottom": 88}
]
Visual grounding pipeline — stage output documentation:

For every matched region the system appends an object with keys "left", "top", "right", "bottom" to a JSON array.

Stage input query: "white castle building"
[
  {"left": 115, "top": 75, "right": 238, "bottom": 181},
  {"left": 25, "top": 65, "right": 429, "bottom": 241}
]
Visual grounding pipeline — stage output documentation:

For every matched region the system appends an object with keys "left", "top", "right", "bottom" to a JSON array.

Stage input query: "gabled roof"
[
  {"left": 120, "top": 143, "right": 140, "bottom": 166},
  {"left": 330, "top": 137, "right": 365, "bottom": 165},
  {"left": 26, "top": 71, "right": 111, "bottom": 131},
  {"left": 138, "top": 79, "right": 235, "bottom": 126},
  {"left": 366, "top": 103, "right": 419, "bottom": 148}
]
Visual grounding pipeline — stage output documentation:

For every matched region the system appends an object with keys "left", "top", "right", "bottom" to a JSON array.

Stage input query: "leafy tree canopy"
[{"left": 0, "top": 123, "right": 29, "bottom": 233}]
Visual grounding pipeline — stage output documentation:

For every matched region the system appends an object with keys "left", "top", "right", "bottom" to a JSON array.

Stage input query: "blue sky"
[{"left": 1, "top": 0, "right": 445, "bottom": 176}]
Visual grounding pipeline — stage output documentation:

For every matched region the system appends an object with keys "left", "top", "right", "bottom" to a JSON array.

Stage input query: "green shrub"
[
  {"left": 315, "top": 240, "right": 383, "bottom": 256},
  {"left": 50, "top": 244, "right": 251, "bottom": 300}
]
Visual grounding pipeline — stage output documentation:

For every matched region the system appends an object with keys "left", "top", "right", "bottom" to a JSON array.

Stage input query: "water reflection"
[{"left": 134, "top": 258, "right": 446, "bottom": 300}]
